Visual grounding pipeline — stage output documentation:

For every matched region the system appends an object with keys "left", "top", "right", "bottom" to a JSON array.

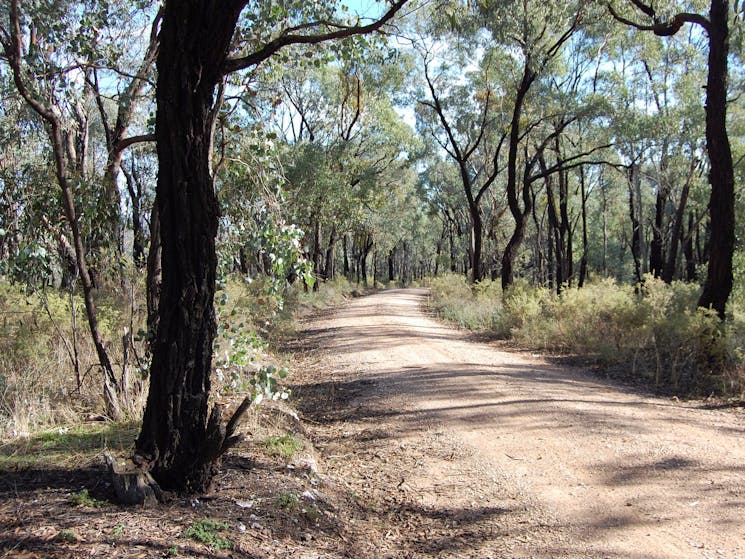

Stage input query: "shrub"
[
  {"left": 429, "top": 273, "right": 501, "bottom": 330},
  {"left": 262, "top": 433, "right": 303, "bottom": 458},
  {"left": 428, "top": 273, "right": 744, "bottom": 395},
  {"left": 0, "top": 280, "right": 149, "bottom": 436},
  {"left": 183, "top": 519, "right": 233, "bottom": 550}
]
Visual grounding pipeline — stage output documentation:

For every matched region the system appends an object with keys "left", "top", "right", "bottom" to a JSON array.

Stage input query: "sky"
[{"left": 343, "top": 0, "right": 387, "bottom": 20}]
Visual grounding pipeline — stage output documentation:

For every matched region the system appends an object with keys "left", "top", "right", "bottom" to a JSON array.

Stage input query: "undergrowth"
[
  {"left": 293, "top": 276, "right": 364, "bottom": 312},
  {"left": 429, "top": 273, "right": 745, "bottom": 396},
  {"left": 183, "top": 519, "right": 233, "bottom": 550},
  {"left": 0, "top": 273, "right": 300, "bottom": 440},
  {"left": 0, "top": 421, "right": 139, "bottom": 470},
  {"left": 0, "top": 279, "right": 150, "bottom": 437},
  {"left": 262, "top": 433, "right": 304, "bottom": 458}
]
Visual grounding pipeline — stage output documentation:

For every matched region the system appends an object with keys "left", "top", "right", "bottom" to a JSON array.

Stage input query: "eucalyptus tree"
[
  {"left": 130, "top": 0, "right": 409, "bottom": 495},
  {"left": 596, "top": 12, "right": 709, "bottom": 285},
  {"left": 474, "top": 0, "right": 594, "bottom": 289},
  {"left": 1, "top": 0, "right": 161, "bottom": 420},
  {"left": 416, "top": 40, "right": 505, "bottom": 283},
  {"left": 417, "top": 152, "right": 473, "bottom": 275},
  {"left": 274, "top": 52, "right": 417, "bottom": 285},
  {"left": 610, "top": 0, "right": 736, "bottom": 319}
]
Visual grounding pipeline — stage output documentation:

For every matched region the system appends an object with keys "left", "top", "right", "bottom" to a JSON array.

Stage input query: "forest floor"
[{"left": 2, "top": 288, "right": 745, "bottom": 558}]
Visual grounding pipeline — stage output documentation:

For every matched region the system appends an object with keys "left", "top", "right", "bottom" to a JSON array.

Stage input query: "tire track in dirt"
[{"left": 293, "top": 288, "right": 745, "bottom": 558}]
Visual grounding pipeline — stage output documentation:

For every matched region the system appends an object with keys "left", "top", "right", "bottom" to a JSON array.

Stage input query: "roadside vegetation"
[
  {"left": 0, "top": 271, "right": 359, "bottom": 449},
  {"left": 429, "top": 272, "right": 745, "bottom": 396}
]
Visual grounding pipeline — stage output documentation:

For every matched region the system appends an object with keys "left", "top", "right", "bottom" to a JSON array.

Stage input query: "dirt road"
[{"left": 292, "top": 288, "right": 745, "bottom": 559}]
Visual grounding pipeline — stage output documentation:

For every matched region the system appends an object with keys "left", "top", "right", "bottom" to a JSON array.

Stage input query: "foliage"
[
  {"left": 0, "top": 0, "right": 744, "bottom": 473},
  {"left": 295, "top": 275, "right": 362, "bottom": 310},
  {"left": 183, "top": 519, "right": 233, "bottom": 551},
  {"left": 68, "top": 488, "right": 105, "bottom": 507},
  {"left": 428, "top": 274, "right": 502, "bottom": 330},
  {"left": 429, "top": 273, "right": 744, "bottom": 394},
  {"left": 213, "top": 278, "right": 291, "bottom": 404},
  {"left": 56, "top": 529, "right": 80, "bottom": 543},
  {"left": 0, "top": 278, "right": 148, "bottom": 436},
  {"left": 262, "top": 433, "right": 304, "bottom": 458},
  {"left": 275, "top": 490, "right": 300, "bottom": 509}
]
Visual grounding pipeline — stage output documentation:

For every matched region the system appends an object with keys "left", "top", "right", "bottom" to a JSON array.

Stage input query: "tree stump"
[{"left": 104, "top": 452, "right": 164, "bottom": 505}]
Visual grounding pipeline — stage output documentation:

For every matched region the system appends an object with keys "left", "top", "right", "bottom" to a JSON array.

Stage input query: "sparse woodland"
[{"left": 1, "top": 0, "right": 745, "bottom": 500}]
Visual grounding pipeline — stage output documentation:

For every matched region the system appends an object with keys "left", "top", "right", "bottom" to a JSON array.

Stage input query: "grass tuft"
[
  {"left": 69, "top": 488, "right": 106, "bottom": 507},
  {"left": 183, "top": 519, "right": 233, "bottom": 550},
  {"left": 275, "top": 490, "right": 300, "bottom": 509},
  {"left": 262, "top": 433, "right": 303, "bottom": 458}
]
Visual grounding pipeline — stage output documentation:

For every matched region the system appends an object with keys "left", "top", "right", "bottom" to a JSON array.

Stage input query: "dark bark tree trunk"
[
  {"left": 649, "top": 184, "right": 666, "bottom": 278},
  {"left": 343, "top": 233, "right": 351, "bottom": 278},
  {"left": 134, "top": 2, "right": 244, "bottom": 493},
  {"left": 469, "top": 209, "right": 484, "bottom": 282},
  {"left": 435, "top": 223, "right": 446, "bottom": 277},
  {"left": 697, "top": 0, "right": 735, "bottom": 319},
  {"left": 547, "top": 218, "right": 555, "bottom": 291},
  {"left": 542, "top": 148, "right": 574, "bottom": 294},
  {"left": 662, "top": 158, "right": 696, "bottom": 283},
  {"left": 545, "top": 169, "right": 563, "bottom": 291},
  {"left": 146, "top": 204, "right": 162, "bottom": 340},
  {"left": 601, "top": 175, "right": 609, "bottom": 276},
  {"left": 578, "top": 166, "right": 589, "bottom": 288},
  {"left": 311, "top": 220, "right": 322, "bottom": 291},
  {"left": 388, "top": 248, "right": 395, "bottom": 282},
  {"left": 612, "top": 0, "right": 735, "bottom": 318},
  {"left": 125, "top": 0, "right": 408, "bottom": 496},
  {"left": 501, "top": 60, "right": 536, "bottom": 290},
  {"left": 685, "top": 211, "right": 697, "bottom": 281},
  {"left": 558, "top": 165, "right": 573, "bottom": 288},
  {"left": 359, "top": 234, "right": 373, "bottom": 287},
  {"left": 628, "top": 163, "right": 645, "bottom": 284},
  {"left": 123, "top": 160, "right": 146, "bottom": 268},
  {"left": 448, "top": 218, "right": 457, "bottom": 272},
  {"left": 324, "top": 225, "right": 336, "bottom": 280}
]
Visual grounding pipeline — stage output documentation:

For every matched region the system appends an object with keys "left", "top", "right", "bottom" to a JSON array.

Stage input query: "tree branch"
[
  {"left": 529, "top": 144, "right": 615, "bottom": 182},
  {"left": 608, "top": 3, "right": 710, "bottom": 35},
  {"left": 116, "top": 133, "right": 157, "bottom": 152},
  {"left": 222, "top": 0, "right": 408, "bottom": 75}
]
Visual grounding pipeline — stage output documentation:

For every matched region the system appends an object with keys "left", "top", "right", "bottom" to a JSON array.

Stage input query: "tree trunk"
[
  {"left": 435, "top": 223, "right": 446, "bottom": 277},
  {"left": 468, "top": 204, "right": 484, "bottom": 283},
  {"left": 684, "top": 211, "right": 697, "bottom": 281},
  {"left": 649, "top": 185, "right": 666, "bottom": 278},
  {"left": 4, "top": 1, "right": 122, "bottom": 420},
  {"left": 697, "top": 0, "right": 735, "bottom": 319},
  {"left": 123, "top": 161, "right": 146, "bottom": 268},
  {"left": 146, "top": 204, "right": 162, "bottom": 339},
  {"left": 324, "top": 225, "right": 336, "bottom": 280},
  {"left": 501, "top": 60, "right": 536, "bottom": 290},
  {"left": 343, "top": 233, "right": 351, "bottom": 278},
  {"left": 559, "top": 167, "right": 573, "bottom": 287},
  {"left": 628, "top": 162, "right": 645, "bottom": 284},
  {"left": 311, "top": 220, "right": 322, "bottom": 291},
  {"left": 134, "top": 2, "right": 243, "bottom": 493},
  {"left": 388, "top": 248, "right": 395, "bottom": 282},
  {"left": 663, "top": 159, "right": 695, "bottom": 283},
  {"left": 448, "top": 218, "right": 457, "bottom": 272},
  {"left": 545, "top": 170, "right": 563, "bottom": 291},
  {"left": 578, "top": 166, "right": 589, "bottom": 288}
]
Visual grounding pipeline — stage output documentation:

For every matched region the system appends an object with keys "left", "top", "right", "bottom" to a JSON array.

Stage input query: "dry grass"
[
  {"left": 428, "top": 273, "right": 745, "bottom": 396},
  {"left": 0, "top": 280, "right": 151, "bottom": 438}
]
